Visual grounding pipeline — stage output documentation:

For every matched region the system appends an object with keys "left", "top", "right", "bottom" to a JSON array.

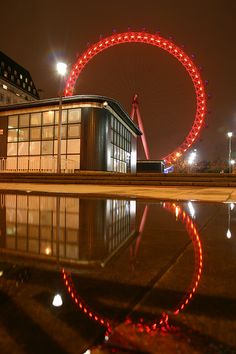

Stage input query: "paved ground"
[
  {"left": 0, "top": 182, "right": 236, "bottom": 202},
  {"left": 0, "top": 183, "right": 236, "bottom": 354}
]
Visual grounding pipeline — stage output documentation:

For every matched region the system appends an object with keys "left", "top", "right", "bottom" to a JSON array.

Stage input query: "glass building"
[{"left": 0, "top": 95, "right": 141, "bottom": 173}]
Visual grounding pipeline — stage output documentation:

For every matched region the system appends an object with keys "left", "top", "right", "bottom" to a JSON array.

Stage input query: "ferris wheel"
[{"left": 64, "top": 31, "right": 207, "bottom": 165}]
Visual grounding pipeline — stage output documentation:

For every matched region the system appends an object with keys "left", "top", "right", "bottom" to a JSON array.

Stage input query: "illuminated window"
[
  {"left": 8, "top": 129, "right": 18, "bottom": 142},
  {"left": 30, "top": 127, "right": 41, "bottom": 140},
  {"left": 54, "top": 126, "right": 67, "bottom": 139},
  {"left": 42, "top": 126, "right": 54, "bottom": 140},
  {"left": 8, "top": 115, "right": 18, "bottom": 128},
  {"left": 31, "top": 113, "right": 41, "bottom": 126},
  {"left": 7, "top": 143, "right": 17, "bottom": 156},
  {"left": 18, "top": 142, "right": 29, "bottom": 155},
  {"left": 19, "top": 128, "right": 29, "bottom": 141},
  {"left": 30, "top": 141, "right": 40, "bottom": 155},
  {"left": 19, "top": 114, "right": 30, "bottom": 127},
  {"left": 43, "top": 111, "right": 54, "bottom": 125},
  {"left": 68, "top": 108, "right": 81, "bottom": 123},
  {"left": 42, "top": 141, "right": 53, "bottom": 154},
  {"left": 67, "top": 139, "right": 80, "bottom": 154},
  {"left": 68, "top": 124, "right": 80, "bottom": 138},
  {"left": 55, "top": 110, "right": 67, "bottom": 124}
]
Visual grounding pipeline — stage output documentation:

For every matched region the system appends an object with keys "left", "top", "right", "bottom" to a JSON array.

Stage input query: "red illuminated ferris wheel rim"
[
  {"left": 65, "top": 31, "right": 207, "bottom": 164},
  {"left": 62, "top": 202, "right": 203, "bottom": 334}
]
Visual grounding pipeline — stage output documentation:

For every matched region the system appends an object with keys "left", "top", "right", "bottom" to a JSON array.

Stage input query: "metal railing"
[{"left": 0, "top": 157, "right": 77, "bottom": 173}]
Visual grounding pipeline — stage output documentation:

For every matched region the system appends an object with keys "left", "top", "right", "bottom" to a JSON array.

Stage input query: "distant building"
[
  {"left": 0, "top": 51, "right": 39, "bottom": 106},
  {"left": 0, "top": 95, "right": 141, "bottom": 173}
]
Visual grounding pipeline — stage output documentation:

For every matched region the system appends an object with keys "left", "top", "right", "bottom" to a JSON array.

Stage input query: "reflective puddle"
[{"left": 0, "top": 192, "right": 235, "bottom": 354}]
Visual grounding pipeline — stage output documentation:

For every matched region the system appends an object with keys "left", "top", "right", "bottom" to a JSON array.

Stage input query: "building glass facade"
[
  {"left": 6, "top": 107, "right": 81, "bottom": 171},
  {"left": 0, "top": 95, "right": 141, "bottom": 173},
  {"left": 111, "top": 115, "right": 132, "bottom": 173}
]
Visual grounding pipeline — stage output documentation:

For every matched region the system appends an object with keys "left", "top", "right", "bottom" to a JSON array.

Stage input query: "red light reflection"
[{"left": 62, "top": 202, "right": 203, "bottom": 336}]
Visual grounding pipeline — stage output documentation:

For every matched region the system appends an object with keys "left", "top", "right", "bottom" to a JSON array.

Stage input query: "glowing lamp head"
[
  {"left": 56, "top": 62, "right": 67, "bottom": 76},
  {"left": 227, "top": 132, "right": 233, "bottom": 138}
]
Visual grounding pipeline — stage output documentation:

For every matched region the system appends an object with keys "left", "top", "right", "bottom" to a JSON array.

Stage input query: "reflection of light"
[
  {"left": 52, "top": 294, "right": 63, "bottom": 307},
  {"left": 226, "top": 229, "right": 232, "bottom": 239},
  {"left": 104, "top": 335, "right": 109, "bottom": 341},
  {"left": 45, "top": 247, "right": 51, "bottom": 255},
  {"left": 130, "top": 200, "right": 136, "bottom": 215},
  {"left": 83, "top": 350, "right": 91, "bottom": 354},
  {"left": 0, "top": 271, "right": 3, "bottom": 277},
  {"left": 230, "top": 203, "right": 235, "bottom": 211},
  {"left": 188, "top": 201, "right": 195, "bottom": 218},
  {"left": 175, "top": 206, "right": 179, "bottom": 219}
]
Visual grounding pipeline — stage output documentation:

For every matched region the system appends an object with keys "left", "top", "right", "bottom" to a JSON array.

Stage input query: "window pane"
[
  {"left": 55, "top": 110, "right": 67, "bottom": 124},
  {"left": 54, "top": 126, "right": 67, "bottom": 139},
  {"left": 42, "top": 126, "right": 54, "bottom": 140},
  {"left": 19, "top": 128, "right": 29, "bottom": 141},
  {"left": 43, "top": 111, "right": 54, "bottom": 125},
  {"left": 8, "top": 115, "right": 18, "bottom": 128},
  {"left": 67, "top": 139, "right": 80, "bottom": 154},
  {"left": 7, "top": 143, "right": 17, "bottom": 156},
  {"left": 42, "top": 141, "right": 53, "bottom": 154},
  {"left": 30, "top": 142, "right": 40, "bottom": 155},
  {"left": 8, "top": 129, "right": 18, "bottom": 142},
  {"left": 68, "top": 124, "right": 80, "bottom": 138},
  {"left": 18, "top": 142, "right": 29, "bottom": 155},
  {"left": 68, "top": 108, "right": 81, "bottom": 123},
  {"left": 19, "top": 114, "right": 29, "bottom": 127},
  {"left": 31, "top": 112, "right": 41, "bottom": 126},
  {"left": 30, "top": 127, "right": 41, "bottom": 140},
  {"left": 54, "top": 140, "right": 66, "bottom": 154}
]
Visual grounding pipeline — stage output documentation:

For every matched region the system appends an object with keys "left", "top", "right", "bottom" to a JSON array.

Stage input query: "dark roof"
[
  {"left": 0, "top": 51, "right": 39, "bottom": 99},
  {"left": 0, "top": 95, "right": 142, "bottom": 135}
]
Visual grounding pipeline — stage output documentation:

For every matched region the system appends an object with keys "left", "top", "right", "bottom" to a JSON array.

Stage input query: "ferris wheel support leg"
[
  {"left": 131, "top": 94, "right": 150, "bottom": 160},
  {"left": 136, "top": 105, "right": 150, "bottom": 160}
]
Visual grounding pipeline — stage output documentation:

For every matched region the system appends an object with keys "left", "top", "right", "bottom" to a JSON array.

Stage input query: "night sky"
[{"left": 1, "top": 0, "right": 236, "bottom": 161}]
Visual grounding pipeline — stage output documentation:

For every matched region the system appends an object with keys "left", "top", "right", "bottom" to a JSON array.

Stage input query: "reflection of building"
[
  {"left": 0, "top": 194, "right": 137, "bottom": 267},
  {"left": 0, "top": 95, "right": 141, "bottom": 173},
  {"left": 0, "top": 51, "right": 39, "bottom": 106}
]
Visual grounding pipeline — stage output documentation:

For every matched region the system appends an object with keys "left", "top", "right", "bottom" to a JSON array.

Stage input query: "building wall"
[
  {"left": 0, "top": 100, "right": 139, "bottom": 173},
  {"left": 0, "top": 80, "right": 37, "bottom": 106},
  {"left": 80, "top": 107, "right": 109, "bottom": 171}
]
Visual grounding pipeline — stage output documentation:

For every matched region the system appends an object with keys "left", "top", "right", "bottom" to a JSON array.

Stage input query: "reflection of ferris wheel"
[{"left": 65, "top": 31, "right": 207, "bottom": 164}]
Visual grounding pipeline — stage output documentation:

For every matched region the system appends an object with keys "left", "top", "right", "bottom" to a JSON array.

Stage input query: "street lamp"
[
  {"left": 56, "top": 62, "right": 67, "bottom": 173},
  {"left": 227, "top": 131, "right": 233, "bottom": 173}
]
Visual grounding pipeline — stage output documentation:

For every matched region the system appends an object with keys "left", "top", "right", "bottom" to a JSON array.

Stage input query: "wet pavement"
[{"left": 0, "top": 191, "right": 235, "bottom": 354}]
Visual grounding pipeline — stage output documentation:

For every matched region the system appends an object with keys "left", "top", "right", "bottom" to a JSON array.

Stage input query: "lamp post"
[
  {"left": 56, "top": 62, "right": 67, "bottom": 173},
  {"left": 227, "top": 132, "right": 233, "bottom": 173}
]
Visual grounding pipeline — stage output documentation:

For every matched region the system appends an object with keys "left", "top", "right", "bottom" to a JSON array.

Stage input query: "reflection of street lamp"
[
  {"left": 230, "top": 159, "right": 235, "bottom": 173},
  {"left": 226, "top": 202, "right": 234, "bottom": 239},
  {"left": 56, "top": 62, "right": 67, "bottom": 173},
  {"left": 227, "top": 132, "right": 233, "bottom": 173}
]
